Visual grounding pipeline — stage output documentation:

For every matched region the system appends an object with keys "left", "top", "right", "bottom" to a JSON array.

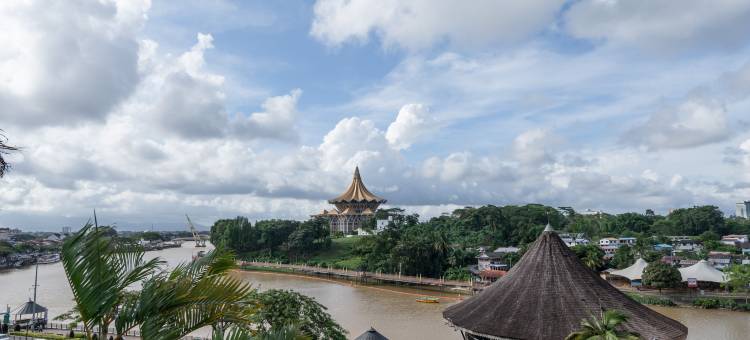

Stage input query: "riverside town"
[{"left": 2, "top": 1, "right": 750, "bottom": 340}]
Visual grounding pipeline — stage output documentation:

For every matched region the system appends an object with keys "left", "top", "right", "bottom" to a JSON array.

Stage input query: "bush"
[
  {"left": 10, "top": 331, "right": 85, "bottom": 339},
  {"left": 626, "top": 293, "right": 676, "bottom": 306},
  {"left": 692, "top": 297, "right": 745, "bottom": 311}
]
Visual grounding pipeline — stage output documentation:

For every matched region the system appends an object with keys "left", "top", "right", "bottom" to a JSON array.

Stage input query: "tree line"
[{"left": 210, "top": 204, "right": 750, "bottom": 279}]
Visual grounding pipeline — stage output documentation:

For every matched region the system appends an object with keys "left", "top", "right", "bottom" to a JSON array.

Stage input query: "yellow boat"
[{"left": 416, "top": 297, "right": 439, "bottom": 303}]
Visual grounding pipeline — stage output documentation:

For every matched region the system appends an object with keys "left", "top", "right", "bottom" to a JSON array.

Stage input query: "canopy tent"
[
  {"left": 678, "top": 260, "right": 727, "bottom": 283},
  {"left": 443, "top": 228, "right": 688, "bottom": 340},
  {"left": 13, "top": 300, "right": 48, "bottom": 327},
  {"left": 354, "top": 327, "right": 389, "bottom": 340},
  {"left": 610, "top": 258, "right": 648, "bottom": 281}
]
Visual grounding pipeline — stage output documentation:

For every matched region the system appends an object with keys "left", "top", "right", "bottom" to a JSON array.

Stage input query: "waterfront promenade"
[{"left": 239, "top": 261, "right": 477, "bottom": 291}]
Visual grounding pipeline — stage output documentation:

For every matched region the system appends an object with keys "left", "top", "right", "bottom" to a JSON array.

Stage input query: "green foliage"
[
  {"left": 692, "top": 298, "right": 750, "bottom": 311},
  {"left": 253, "top": 289, "right": 346, "bottom": 340},
  {"left": 140, "top": 231, "right": 163, "bottom": 241},
  {"left": 444, "top": 267, "right": 471, "bottom": 281},
  {"left": 642, "top": 262, "right": 681, "bottom": 291},
  {"left": 565, "top": 310, "right": 639, "bottom": 340},
  {"left": 625, "top": 293, "right": 676, "bottom": 306},
  {"left": 61, "top": 222, "right": 261, "bottom": 340},
  {"left": 571, "top": 244, "right": 605, "bottom": 270},
  {"left": 611, "top": 245, "right": 635, "bottom": 269},
  {"left": 0, "top": 240, "right": 14, "bottom": 257},
  {"left": 724, "top": 264, "right": 750, "bottom": 303},
  {"left": 9, "top": 331, "right": 85, "bottom": 339},
  {"left": 210, "top": 217, "right": 331, "bottom": 260}
]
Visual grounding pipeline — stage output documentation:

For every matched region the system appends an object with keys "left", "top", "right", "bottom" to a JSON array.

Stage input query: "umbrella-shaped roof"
[
  {"left": 610, "top": 258, "right": 649, "bottom": 281},
  {"left": 329, "top": 167, "right": 386, "bottom": 204},
  {"left": 678, "top": 260, "right": 726, "bottom": 283},
  {"left": 443, "top": 229, "right": 688, "bottom": 340},
  {"left": 354, "top": 327, "right": 389, "bottom": 340},
  {"left": 15, "top": 300, "right": 47, "bottom": 315}
]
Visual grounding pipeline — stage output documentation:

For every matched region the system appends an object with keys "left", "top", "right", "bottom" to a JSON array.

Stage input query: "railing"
[
  {"left": 240, "top": 261, "right": 475, "bottom": 289},
  {"left": 45, "top": 322, "right": 141, "bottom": 337}
]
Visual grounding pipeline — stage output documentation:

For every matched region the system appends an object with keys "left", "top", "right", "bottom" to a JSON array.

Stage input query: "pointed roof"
[
  {"left": 678, "top": 259, "right": 726, "bottom": 283},
  {"left": 15, "top": 300, "right": 47, "bottom": 315},
  {"left": 354, "top": 327, "right": 389, "bottom": 340},
  {"left": 443, "top": 230, "right": 687, "bottom": 340},
  {"left": 610, "top": 258, "right": 649, "bottom": 281},
  {"left": 329, "top": 167, "right": 387, "bottom": 204}
]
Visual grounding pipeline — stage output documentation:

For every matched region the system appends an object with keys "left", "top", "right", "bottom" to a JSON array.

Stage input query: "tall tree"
[
  {"left": 642, "top": 262, "right": 681, "bottom": 293},
  {"left": 252, "top": 289, "right": 346, "bottom": 340},
  {"left": 724, "top": 264, "right": 750, "bottom": 303},
  {"left": 0, "top": 131, "right": 18, "bottom": 178}
]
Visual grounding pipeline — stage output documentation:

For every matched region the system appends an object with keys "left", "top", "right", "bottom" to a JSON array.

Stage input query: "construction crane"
[{"left": 186, "top": 214, "right": 206, "bottom": 247}]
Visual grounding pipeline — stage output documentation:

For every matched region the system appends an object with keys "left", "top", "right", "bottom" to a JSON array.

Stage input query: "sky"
[{"left": 2, "top": 0, "right": 750, "bottom": 231}]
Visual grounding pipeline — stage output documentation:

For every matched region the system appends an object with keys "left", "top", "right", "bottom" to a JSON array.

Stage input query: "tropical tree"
[
  {"left": 572, "top": 244, "right": 605, "bottom": 270},
  {"left": 642, "top": 262, "right": 681, "bottom": 293},
  {"left": 565, "top": 310, "right": 639, "bottom": 340},
  {"left": 61, "top": 223, "right": 163, "bottom": 339},
  {"left": 252, "top": 289, "right": 347, "bottom": 340},
  {"left": 724, "top": 264, "right": 750, "bottom": 303},
  {"left": 0, "top": 131, "right": 18, "bottom": 177},
  {"left": 61, "top": 222, "right": 264, "bottom": 340}
]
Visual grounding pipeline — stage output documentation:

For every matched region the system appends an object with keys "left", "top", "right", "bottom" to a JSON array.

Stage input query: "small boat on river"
[{"left": 416, "top": 296, "right": 439, "bottom": 304}]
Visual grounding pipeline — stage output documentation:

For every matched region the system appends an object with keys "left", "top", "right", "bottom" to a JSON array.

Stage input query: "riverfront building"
[
  {"left": 313, "top": 167, "right": 387, "bottom": 234},
  {"left": 443, "top": 225, "right": 688, "bottom": 340}
]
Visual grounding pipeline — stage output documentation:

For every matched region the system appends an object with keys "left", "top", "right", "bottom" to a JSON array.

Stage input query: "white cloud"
[
  {"left": 230, "top": 89, "right": 302, "bottom": 141},
  {"left": 565, "top": 0, "right": 750, "bottom": 53},
  {"left": 385, "top": 104, "right": 436, "bottom": 150},
  {"left": 626, "top": 97, "right": 730, "bottom": 150},
  {"left": 0, "top": 0, "right": 148, "bottom": 127},
  {"left": 311, "top": 0, "right": 564, "bottom": 51}
]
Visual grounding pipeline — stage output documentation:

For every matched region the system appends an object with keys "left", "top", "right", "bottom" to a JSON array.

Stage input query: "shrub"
[
  {"left": 692, "top": 298, "right": 720, "bottom": 309},
  {"left": 626, "top": 293, "right": 676, "bottom": 306}
]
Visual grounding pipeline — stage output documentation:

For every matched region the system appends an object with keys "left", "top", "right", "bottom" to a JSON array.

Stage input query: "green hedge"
[
  {"left": 626, "top": 293, "right": 676, "bottom": 306},
  {"left": 10, "top": 331, "right": 85, "bottom": 339},
  {"left": 692, "top": 298, "right": 750, "bottom": 311}
]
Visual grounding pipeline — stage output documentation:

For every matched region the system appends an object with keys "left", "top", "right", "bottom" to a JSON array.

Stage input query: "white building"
[
  {"left": 619, "top": 237, "right": 637, "bottom": 246},
  {"left": 720, "top": 234, "right": 748, "bottom": 246},
  {"left": 599, "top": 237, "right": 619, "bottom": 247},
  {"left": 559, "top": 233, "right": 590, "bottom": 247},
  {"left": 736, "top": 201, "right": 750, "bottom": 218}
]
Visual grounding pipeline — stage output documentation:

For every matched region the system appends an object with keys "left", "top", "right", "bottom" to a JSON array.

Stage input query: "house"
[
  {"left": 673, "top": 239, "right": 702, "bottom": 252},
  {"left": 707, "top": 252, "right": 734, "bottom": 269},
  {"left": 619, "top": 237, "right": 637, "bottom": 246},
  {"left": 477, "top": 252, "right": 509, "bottom": 271},
  {"left": 740, "top": 242, "right": 750, "bottom": 255},
  {"left": 0, "top": 228, "right": 19, "bottom": 241},
  {"left": 559, "top": 233, "right": 590, "bottom": 247},
  {"left": 599, "top": 237, "right": 619, "bottom": 247},
  {"left": 668, "top": 235, "right": 693, "bottom": 242},
  {"left": 493, "top": 246, "right": 520, "bottom": 254},
  {"left": 46, "top": 233, "right": 63, "bottom": 242},
  {"left": 720, "top": 234, "right": 748, "bottom": 246},
  {"left": 375, "top": 216, "right": 393, "bottom": 233},
  {"left": 654, "top": 243, "right": 673, "bottom": 252}
]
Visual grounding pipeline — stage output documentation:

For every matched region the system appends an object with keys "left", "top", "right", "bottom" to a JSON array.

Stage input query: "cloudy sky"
[{"left": 2, "top": 0, "right": 750, "bottom": 230}]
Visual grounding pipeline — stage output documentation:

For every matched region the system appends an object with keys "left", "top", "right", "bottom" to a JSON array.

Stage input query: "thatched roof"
[
  {"left": 443, "top": 229, "right": 687, "bottom": 340},
  {"left": 610, "top": 258, "right": 648, "bottom": 281},
  {"left": 354, "top": 327, "right": 389, "bottom": 340},
  {"left": 329, "top": 167, "right": 386, "bottom": 204}
]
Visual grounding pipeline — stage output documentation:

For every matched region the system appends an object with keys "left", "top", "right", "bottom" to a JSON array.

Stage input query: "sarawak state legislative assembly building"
[{"left": 313, "top": 167, "right": 386, "bottom": 234}]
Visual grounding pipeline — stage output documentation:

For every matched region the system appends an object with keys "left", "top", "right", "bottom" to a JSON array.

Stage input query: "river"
[{"left": 1, "top": 242, "right": 749, "bottom": 339}]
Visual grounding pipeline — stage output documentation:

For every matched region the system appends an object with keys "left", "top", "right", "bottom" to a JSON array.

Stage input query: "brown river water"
[{"left": 1, "top": 242, "right": 748, "bottom": 339}]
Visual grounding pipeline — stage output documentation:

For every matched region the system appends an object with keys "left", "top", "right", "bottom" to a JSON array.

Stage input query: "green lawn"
[{"left": 307, "top": 236, "right": 363, "bottom": 269}]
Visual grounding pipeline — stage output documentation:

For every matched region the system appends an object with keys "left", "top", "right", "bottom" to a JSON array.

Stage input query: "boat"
[
  {"left": 37, "top": 254, "right": 61, "bottom": 264},
  {"left": 415, "top": 296, "right": 439, "bottom": 304}
]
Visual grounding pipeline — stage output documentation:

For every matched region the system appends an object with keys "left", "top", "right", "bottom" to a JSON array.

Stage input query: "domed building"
[{"left": 313, "top": 167, "right": 387, "bottom": 233}]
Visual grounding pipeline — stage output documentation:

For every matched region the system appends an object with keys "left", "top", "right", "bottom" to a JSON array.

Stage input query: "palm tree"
[
  {"left": 565, "top": 310, "right": 639, "bottom": 340},
  {"left": 62, "top": 222, "right": 259, "bottom": 340},
  {"left": 0, "top": 131, "right": 18, "bottom": 177},
  {"left": 127, "top": 249, "right": 258, "bottom": 340},
  {"left": 61, "top": 223, "right": 163, "bottom": 339}
]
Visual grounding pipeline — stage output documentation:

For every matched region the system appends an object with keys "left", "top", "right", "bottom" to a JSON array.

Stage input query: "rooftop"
[{"left": 328, "top": 167, "right": 386, "bottom": 204}]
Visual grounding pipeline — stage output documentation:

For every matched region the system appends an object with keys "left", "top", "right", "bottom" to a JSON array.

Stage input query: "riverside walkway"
[{"left": 239, "top": 261, "right": 478, "bottom": 292}]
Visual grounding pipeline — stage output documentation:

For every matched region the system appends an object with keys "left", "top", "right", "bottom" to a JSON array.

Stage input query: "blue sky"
[{"left": 1, "top": 0, "right": 750, "bottom": 230}]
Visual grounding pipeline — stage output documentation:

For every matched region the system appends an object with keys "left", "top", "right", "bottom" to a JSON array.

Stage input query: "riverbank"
[
  {"left": 239, "top": 261, "right": 476, "bottom": 294},
  {"left": 239, "top": 262, "right": 750, "bottom": 313}
]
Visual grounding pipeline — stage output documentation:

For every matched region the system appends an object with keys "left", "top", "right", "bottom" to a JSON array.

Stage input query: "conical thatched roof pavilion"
[
  {"left": 354, "top": 327, "right": 389, "bottom": 340},
  {"left": 443, "top": 228, "right": 687, "bottom": 340}
]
